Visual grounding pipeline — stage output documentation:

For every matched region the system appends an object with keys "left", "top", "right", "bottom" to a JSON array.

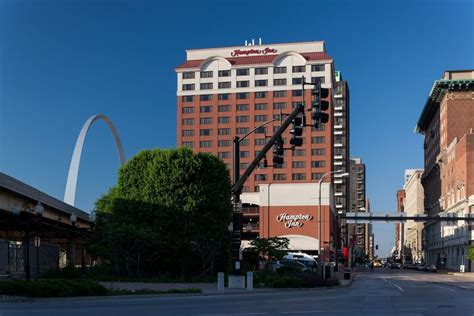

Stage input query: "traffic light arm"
[{"left": 232, "top": 103, "right": 304, "bottom": 195}]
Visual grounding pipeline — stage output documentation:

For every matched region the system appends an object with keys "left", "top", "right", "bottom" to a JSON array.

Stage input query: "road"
[{"left": 1, "top": 269, "right": 473, "bottom": 316}]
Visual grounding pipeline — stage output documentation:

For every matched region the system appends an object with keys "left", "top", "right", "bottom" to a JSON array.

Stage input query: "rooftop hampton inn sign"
[
  {"left": 231, "top": 47, "right": 278, "bottom": 57},
  {"left": 276, "top": 213, "right": 313, "bottom": 228}
]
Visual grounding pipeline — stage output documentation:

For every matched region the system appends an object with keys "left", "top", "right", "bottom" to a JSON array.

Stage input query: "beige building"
[{"left": 403, "top": 169, "right": 424, "bottom": 262}]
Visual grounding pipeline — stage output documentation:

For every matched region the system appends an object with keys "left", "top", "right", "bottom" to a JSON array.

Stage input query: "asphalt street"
[{"left": 1, "top": 269, "right": 473, "bottom": 316}]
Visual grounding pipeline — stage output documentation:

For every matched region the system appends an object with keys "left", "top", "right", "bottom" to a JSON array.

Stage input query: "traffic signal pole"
[{"left": 230, "top": 103, "right": 305, "bottom": 274}]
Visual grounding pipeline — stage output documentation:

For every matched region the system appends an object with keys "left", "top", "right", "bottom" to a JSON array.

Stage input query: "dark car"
[
  {"left": 404, "top": 262, "right": 415, "bottom": 269},
  {"left": 277, "top": 259, "right": 309, "bottom": 272},
  {"left": 390, "top": 262, "right": 402, "bottom": 269}
]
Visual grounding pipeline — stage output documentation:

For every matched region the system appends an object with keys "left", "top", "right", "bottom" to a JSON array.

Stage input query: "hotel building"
[{"left": 176, "top": 41, "right": 339, "bottom": 260}]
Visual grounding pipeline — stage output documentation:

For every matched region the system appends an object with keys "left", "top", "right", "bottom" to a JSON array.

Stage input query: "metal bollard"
[
  {"left": 217, "top": 272, "right": 225, "bottom": 292},
  {"left": 246, "top": 271, "right": 253, "bottom": 291}
]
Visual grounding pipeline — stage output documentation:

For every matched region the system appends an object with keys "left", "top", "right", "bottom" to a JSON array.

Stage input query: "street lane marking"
[
  {"left": 280, "top": 311, "right": 359, "bottom": 314},
  {"left": 196, "top": 313, "right": 269, "bottom": 316},
  {"left": 400, "top": 308, "right": 428, "bottom": 311},
  {"left": 433, "top": 284, "right": 457, "bottom": 292},
  {"left": 392, "top": 283, "right": 404, "bottom": 292}
]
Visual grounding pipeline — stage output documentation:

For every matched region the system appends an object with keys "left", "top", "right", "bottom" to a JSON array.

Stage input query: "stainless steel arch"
[{"left": 64, "top": 114, "right": 126, "bottom": 206}]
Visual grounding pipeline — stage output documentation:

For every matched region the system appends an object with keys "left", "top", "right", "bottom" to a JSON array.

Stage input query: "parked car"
[
  {"left": 404, "top": 262, "right": 415, "bottom": 269},
  {"left": 390, "top": 262, "right": 402, "bottom": 269},
  {"left": 415, "top": 263, "right": 426, "bottom": 271},
  {"left": 373, "top": 260, "right": 383, "bottom": 268},
  {"left": 282, "top": 252, "right": 318, "bottom": 271},
  {"left": 425, "top": 264, "right": 437, "bottom": 272},
  {"left": 277, "top": 259, "right": 309, "bottom": 272}
]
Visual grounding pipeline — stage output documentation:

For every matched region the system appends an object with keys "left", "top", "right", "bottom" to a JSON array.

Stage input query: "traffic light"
[
  {"left": 272, "top": 136, "right": 284, "bottom": 165},
  {"left": 375, "top": 245, "right": 379, "bottom": 250},
  {"left": 289, "top": 115, "right": 304, "bottom": 147},
  {"left": 312, "top": 81, "right": 330, "bottom": 128}
]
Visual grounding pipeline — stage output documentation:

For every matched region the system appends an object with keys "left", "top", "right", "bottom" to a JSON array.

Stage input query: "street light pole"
[{"left": 318, "top": 170, "right": 349, "bottom": 265}]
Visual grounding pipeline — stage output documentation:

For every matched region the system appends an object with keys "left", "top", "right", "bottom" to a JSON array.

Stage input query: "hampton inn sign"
[
  {"left": 276, "top": 213, "right": 313, "bottom": 228},
  {"left": 230, "top": 47, "right": 278, "bottom": 57}
]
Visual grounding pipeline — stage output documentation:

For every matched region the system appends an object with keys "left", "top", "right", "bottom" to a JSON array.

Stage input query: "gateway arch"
[{"left": 64, "top": 114, "right": 126, "bottom": 206}]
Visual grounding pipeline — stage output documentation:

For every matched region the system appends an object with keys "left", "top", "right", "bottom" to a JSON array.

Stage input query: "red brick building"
[
  {"left": 176, "top": 41, "right": 338, "bottom": 261},
  {"left": 416, "top": 70, "right": 474, "bottom": 271}
]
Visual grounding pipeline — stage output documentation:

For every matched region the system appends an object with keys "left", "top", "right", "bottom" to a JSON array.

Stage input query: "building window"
[
  {"left": 218, "top": 104, "right": 231, "bottom": 112},
  {"left": 273, "top": 102, "right": 287, "bottom": 110},
  {"left": 200, "top": 129, "right": 213, "bottom": 136},
  {"left": 182, "top": 141, "right": 194, "bottom": 148},
  {"left": 237, "top": 81, "right": 250, "bottom": 88},
  {"left": 240, "top": 163, "right": 249, "bottom": 170},
  {"left": 218, "top": 116, "right": 230, "bottom": 124},
  {"left": 292, "top": 102, "right": 302, "bottom": 109},
  {"left": 200, "top": 106, "right": 213, "bottom": 113},
  {"left": 255, "top": 126, "right": 267, "bottom": 134},
  {"left": 218, "top": 152, "right": 231, "bottom": 159},
  {"left": 237, "top": 68, "right": 249, "bottom": 76},
  {"left": 237, "top": 104, "right": 249, "bottom": 111},
  {"left": 255, "top": 138, "right": 266, "bottom": 146},
  {"left": 218, "top": 93, "right": 230, "bottom": 100},
  {"left": 292, "top": 173, "right": 306, "bottom": 180},
  {"left": 255, "top": 91, "right": 267, "bottom": 98},
  {"left": 293, "top": 149, "right": 305, "bottom": 156},
  {"left": 240, "top": 151, "right": 250, "bottom": 158},
  {"left": 200, "top": 117, "right": 212, "bottom": 124},
  {"left": 255, "top": 67, "right": 268, "bottom": 75},
  {"left": 292, "top": 161, "right": 306, "bottom": 168},
  {"left": 311, "top": 76, "right": 325, "bottom": 84},
  {"left": 182, "top": 72, "right": 195, "bottom": 79},
  {"left": 255, "top": 103, "right": 268, "bottom": 110},
  {"left": 200, "top": 83, "right": 213, "bottom": 90},
  {"left": 200, "top": 140, "right": 212, "bottom": 148},
  {"left": 182, "top": 84, "right": 195, "bottom": 91},
  {"left": 218, "top": 140, "right": 231, "bottom": 147},
  {"left": 292, "top": 90, "right": 303, "bottom": 97},
  {"left": 311, "top": 148, "right": 325, "bottom": 156},
  {"left": 182, "top": 118, "right": 194, "bottom": 125},
  {"left": 236, "top": 127, "right": 249, "bottom": 134},
  {"left": 182, "top": 107, "right": 194, "bottom": 114},
  {"left": 181, "top": 95, "right": 194, "bottom": 102},
  {"left": 218, "top": 70, "right": 231, "bottom": 77},
  {"left": 311, "top": 160, "right": 325, "bottom": 168},
  {"left": 311, "top": 64, "right": 325, "bottom": 72},
  {"left": 274, "top": 162, "right": 287, "bottom": 168},
  {"left": 311, "top": 136, "right": 325, "bottom": 144},
  {"left": 273, "top": 174, "right": 287, "bottom": 181},
  {"left": 236, "top": 115, "right": 249, "bottom": 123},
  {"left": 255, "top": 80, "right": 268, "bottom": 87},
  {"left": 218, "top": 82, "right": 231, "bottom": 89},
  {"left": 218, "top": 128, "right": 231, "bottom": 135},
  {"left": 255, "top": 174, "right": 268, "bottom": 181},
  {"left": 274, "top": 66, "right": 287, "bottom": 74},
  {"left": 240, "top": 139, "right": 249, "bottom": 146},
  {"left": 254, "top": 115, "right": 268, "bottom": 122},
  {"left": 182, "top": 129, "right": 195, "bottom": 137},
  {"left": 274, "top": 79, "right": 287, "bottom": 86},
  {"left": 292, "top": 77, "right": 303, "bottom": 85},
  {"left": 236, "top": 92, "right": 249, "bottom": 99},
  {"left": 273, "top": 90, "right": 286, "bottom": 98},
  {"left": 200, "top": 71, "right": 213, "bottom": 78},
  {"left": 292, "top": 65, "right": 306, "bottom": 73},
  {"left": 200, "top": 94, "right": 213, "bottom": 101}
]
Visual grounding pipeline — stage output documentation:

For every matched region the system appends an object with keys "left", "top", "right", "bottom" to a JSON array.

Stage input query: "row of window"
[
  {"left": 182, "top": 100, "right": 316, "bottom": 113},
  {"left": 182, "top": 89, "right": 320, "bottom": 102},
  {"left": 181, "top": 65, "right": 326, "bottom": 79},
  {"left": 182, "top": 77, "right": 325, "bottom": 91}
]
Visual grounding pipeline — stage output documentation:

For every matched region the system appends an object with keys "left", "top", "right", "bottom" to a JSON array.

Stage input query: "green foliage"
[
  {"left": 0, "top": 279, "right": 107, "bottom": 298},
  {"left": 247, "top": 237, "right": 289, "bottom": 268},
  {"left": 253, "top": 270, "right": 338, "bottom": 288},
  {"left": 87, "top": 148, "right": 232, "bottom": 278},
  {"left": 468, "top": 246, "right": 474, "bottom": 261},
  {"left": 107, "top": 288, "right": 202, "bottom": 295}
]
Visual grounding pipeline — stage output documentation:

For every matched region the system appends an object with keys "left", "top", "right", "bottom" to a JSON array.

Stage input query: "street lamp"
[{"left": 318, "top": 170, "right": 349, "bottom": 266}]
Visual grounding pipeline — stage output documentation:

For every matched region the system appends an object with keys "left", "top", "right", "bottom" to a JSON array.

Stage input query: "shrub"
[
  {"left": 269, "top": 275, "right": 303, "bottom": 288},
  {"left": 0, "top": 279, "right": 106, "bottom": 298}
]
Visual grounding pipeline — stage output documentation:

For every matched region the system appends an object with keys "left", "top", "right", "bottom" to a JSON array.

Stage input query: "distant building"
[
  {"left": 416, "top": 69, "right": 474, "bottom": 271},
  {"left": 402, "top": 169, "right": 424, "bottom": 262},
  {"left": 395, "top": 190, "right": 406, "bottom": 258}
]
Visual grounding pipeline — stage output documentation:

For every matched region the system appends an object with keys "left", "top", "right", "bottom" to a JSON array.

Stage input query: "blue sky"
[{"left": 1, "top": 0, "right": 473, "bottom": 257}]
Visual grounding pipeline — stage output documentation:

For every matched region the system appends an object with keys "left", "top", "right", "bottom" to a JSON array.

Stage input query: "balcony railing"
[{"left": 242, "top": 207, "right": 259, "bottom": 215}]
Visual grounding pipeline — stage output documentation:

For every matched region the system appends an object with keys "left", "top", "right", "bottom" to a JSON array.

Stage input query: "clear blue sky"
[{"left": 1, "top": 0, "right": 473, "bottom": 257}]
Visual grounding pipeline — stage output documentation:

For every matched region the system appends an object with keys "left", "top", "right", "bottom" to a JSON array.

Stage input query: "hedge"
[{"left": 0, "top": 279, "right": 107, "bottom": 298}]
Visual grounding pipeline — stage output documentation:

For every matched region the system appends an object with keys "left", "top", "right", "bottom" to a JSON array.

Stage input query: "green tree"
[
  {"left": 87, "top": 148, "right": 232, "bottom": 278},
  {"left": 468, "top": 246, "right": 474, "bottom": 261},
  {"left": 248, "top": 237, "right": 290, "bottom": 269}
]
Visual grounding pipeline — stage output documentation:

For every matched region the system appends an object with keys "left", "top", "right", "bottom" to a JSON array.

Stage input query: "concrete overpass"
[{"left": 0, "top": 172, "right": 94, "bottom": 279}]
